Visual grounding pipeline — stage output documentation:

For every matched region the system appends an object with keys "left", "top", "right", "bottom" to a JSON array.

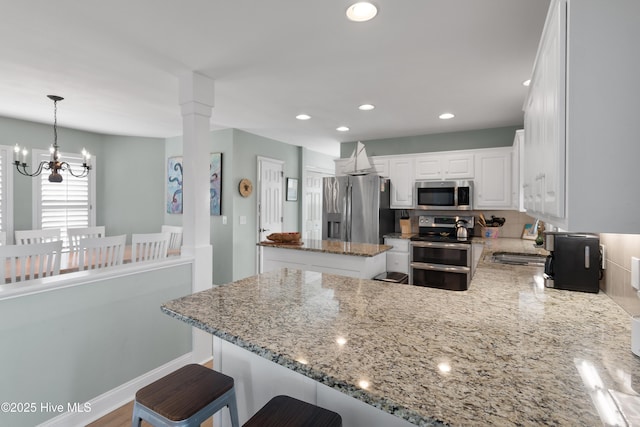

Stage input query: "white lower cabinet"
[{"left": 384, "top": 238, "right": 410, "bottom": 276}]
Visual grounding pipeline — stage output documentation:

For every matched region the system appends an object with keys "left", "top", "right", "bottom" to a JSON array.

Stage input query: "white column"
[{"left": 179, "top": 72, "right": 214, "bottom": 362}]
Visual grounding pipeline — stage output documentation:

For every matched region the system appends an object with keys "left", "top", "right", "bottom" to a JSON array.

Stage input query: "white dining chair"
[
  {"left": 78, "top": 234, "right": 127, "bottom": 271},
  {"left": 0, "top": 241, "right": 63, "bottom": 283},
  {"left": 68, "top": 226, "right": 106, "bottom": 252},
  {"left": 131, "top": 232, "right": 170, "bottom": 263},
  {"left": 161, "top": 225, "right": 183, "bottom": 253},
  {"left": 0, "top": 231, "right": 6, "bottom": 246},
  {"left": 15, "top": 228, "right": 61, "bottom": 245}
]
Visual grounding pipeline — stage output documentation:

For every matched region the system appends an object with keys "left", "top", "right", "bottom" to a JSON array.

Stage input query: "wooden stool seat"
[
  {"left": 132, "top": 364, "right": 239, "bottom": 427},
  {"left": 243, "top": 395, "right": 342, "bottom": 427}
]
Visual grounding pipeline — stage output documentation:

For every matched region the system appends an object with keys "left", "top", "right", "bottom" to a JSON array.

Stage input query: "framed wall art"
[
  {"left": 210, "top": 152, "right": 222, "bottom": 215},
  {"left": 167, "top": 156, "right": 183, "bottom": 214},
  {"left": 286, "top": 177, "right": 298, "bottom": 201}
]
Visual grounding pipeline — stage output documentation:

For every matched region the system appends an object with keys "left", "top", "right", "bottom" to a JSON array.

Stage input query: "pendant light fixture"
[{"left": 14, "top": 95, "right": 91, "bottom": 182}]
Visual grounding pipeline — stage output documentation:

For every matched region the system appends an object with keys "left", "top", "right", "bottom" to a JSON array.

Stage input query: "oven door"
[
  {"left": 411, "top": 241, "right": 471, "bottom": 290},
  {"left": 411, "top": 263, "right": 470, "bottom": 291}
]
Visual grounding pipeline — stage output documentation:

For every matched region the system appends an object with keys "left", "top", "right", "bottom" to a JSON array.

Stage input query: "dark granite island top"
[{"left": 162, "top": 239, "right": 639, "bottom": 426}]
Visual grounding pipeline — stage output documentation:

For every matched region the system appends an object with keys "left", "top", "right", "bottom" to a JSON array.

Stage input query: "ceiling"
[{"left": 0, "top": 0, "right": 550, "bottom": 157}]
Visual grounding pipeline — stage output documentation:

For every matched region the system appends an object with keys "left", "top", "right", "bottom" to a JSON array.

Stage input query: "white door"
[
  {"left": 303, "top": 170, "right": 329, "bottom": 240},
  {"left": 257, "top": 157, "right": 284, "bottom": 272}
]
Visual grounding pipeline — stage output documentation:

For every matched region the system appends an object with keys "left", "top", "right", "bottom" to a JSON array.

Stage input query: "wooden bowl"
[{"left": 266, "top": 232, "right": 301, "bottom": 243}]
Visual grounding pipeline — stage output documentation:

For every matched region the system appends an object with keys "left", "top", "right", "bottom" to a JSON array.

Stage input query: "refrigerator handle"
[{"left": 346, "top": 183, "right": 352, "bottom": 241}]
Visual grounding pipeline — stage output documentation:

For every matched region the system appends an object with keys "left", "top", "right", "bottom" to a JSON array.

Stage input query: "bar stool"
[
  {"left": 131, "top": 364, "right": 239, "bottom": 427},
  {"left": 243, "top": 395, "right": 342, "bottom": 427}
]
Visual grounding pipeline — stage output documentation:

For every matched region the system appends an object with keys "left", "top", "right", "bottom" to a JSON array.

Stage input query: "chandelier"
[{"left": 14, "top": 95, "right": 91, "bottom": 182}]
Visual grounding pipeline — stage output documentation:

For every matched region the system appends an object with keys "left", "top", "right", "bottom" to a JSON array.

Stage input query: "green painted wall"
[
  {"left": 231, "top": 129, "right": 300, "bottom": 281},
  {"left": 99, "top": 135, "right": 165, "bottom": 242},
  {"left": 0, "top": 116, "right": 165, "bottom": 241},
  {"left": 0, "top": 116, "right": 103, "bottom": 232},
  {"left": 0, "top": 263, "right": 192, "bottom": 426},
  {"left": 340, "top": 125, "right": 521, "bottom": 158},
  {"left": 165, "top": 129, "right": 235, "bottom": 285}
]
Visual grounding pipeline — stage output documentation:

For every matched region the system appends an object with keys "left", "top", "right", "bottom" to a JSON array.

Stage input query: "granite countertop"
[
  {"left": 162, "top": 238, "right": 639, "bottom": 426},
  {"left": 257, "top": 239, "right": 392, "bottom": 257}
]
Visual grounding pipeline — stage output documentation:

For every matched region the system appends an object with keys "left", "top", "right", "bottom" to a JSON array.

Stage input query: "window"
[
  {"left": 0, "top": 145, "right": 14, "bottom": 242},
  {"left": 32, "top": 149, "right": 96, "bottom": 251}
]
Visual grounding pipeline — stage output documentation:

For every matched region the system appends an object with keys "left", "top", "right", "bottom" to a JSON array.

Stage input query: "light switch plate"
[
  {"left": 239, "top": 215, "right": 247, "bottom": 225},
  {"left": 632, "top": 256, "right": 640, "bottom": 290},
  {"left": 222, "top": 215, "right": 227, "bottom": 225}
]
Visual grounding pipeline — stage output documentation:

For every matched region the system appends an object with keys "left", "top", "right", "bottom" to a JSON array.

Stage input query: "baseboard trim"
[{"left": 38, "top": 353, "right": 193, "bottom": 427}]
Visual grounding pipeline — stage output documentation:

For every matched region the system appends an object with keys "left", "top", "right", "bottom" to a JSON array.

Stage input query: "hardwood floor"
[{"left": 87, "top": 361, "right": 214, "bottom": 427}]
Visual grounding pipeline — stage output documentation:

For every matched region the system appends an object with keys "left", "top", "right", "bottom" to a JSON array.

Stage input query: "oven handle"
[
  {"left": 411, "top": 262, "right": 470, "bottom": 273},
  {"left": 411, "top": 241, "right": 470, "bottom": 250}
]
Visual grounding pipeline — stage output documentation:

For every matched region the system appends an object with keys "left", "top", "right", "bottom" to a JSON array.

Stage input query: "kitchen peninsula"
[
  {"left": 258, "top": 239, "right": 391, "bottom": 279},
  {"left": 162, "top": 238, "right": 639, "bottom": 426}
]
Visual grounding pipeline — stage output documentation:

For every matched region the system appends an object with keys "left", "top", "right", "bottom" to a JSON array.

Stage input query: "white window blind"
[
  {"left": 0, "top": 145, "right": 14, "bottom": 242},
  {"left": 32, "top": 149, "right": 96, "bottom": 250}
]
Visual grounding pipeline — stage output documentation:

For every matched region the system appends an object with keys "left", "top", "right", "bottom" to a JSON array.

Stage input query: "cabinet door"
[
  {"left": 386, "top": 252, "right": 410, "bottom": 274},
  {"left": 414, "top": 155, "right": 442, "bottom": 180},
  {"left": 370, "top": 157, "right": 390, "bottom": 178},
  {"left": 334, "top": 159, "right": 349, "bottom": 176},
  {"left": 414, "top": 153, "right": 474, "bottom": 180},
  {"left": 523, "top": 0, "right": 566, "bottom": 220},
  {"left": 512, "top": 130, "right": 525, "bottom": 211},
  {"left": 389, "top": 158, "right": 415, "bottom": 208},
  {"left": 442, "top": 153, "right": 474, "bottom": 179},
  {"left": 474, "top": 148, "right": 512, "bottom": 209}
]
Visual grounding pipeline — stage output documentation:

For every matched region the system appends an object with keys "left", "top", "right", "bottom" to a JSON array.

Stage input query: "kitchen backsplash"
[
  {"left": 393, "top": 210, "right": 536, "bottom": 238},
  {"left": 600, "top": 233, "right": 640, "bottom": 316}
]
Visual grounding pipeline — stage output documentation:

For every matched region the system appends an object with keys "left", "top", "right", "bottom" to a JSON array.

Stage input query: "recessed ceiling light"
[
  {"left": 439, "top": 113, "right": 455, "bottom": 120},
  {"left": 358, "top": 104, "right": 375, "bottom": 111},
  {"left": 296, "top": 114, "right": 311, "bottom": 120},
  {"left": 522, "top": 79, "right": 531, "bottom": 87},
  {"left": 336, "top": 126, "right": 350, "bottom": 132},
  {"left": 346, "top": 2, "right": 378, "bottom": 22}
]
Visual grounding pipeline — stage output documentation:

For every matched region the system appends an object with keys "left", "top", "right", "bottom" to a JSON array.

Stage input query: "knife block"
[{"left": 400, "top": 219, "right": 411, "bottom": 235}]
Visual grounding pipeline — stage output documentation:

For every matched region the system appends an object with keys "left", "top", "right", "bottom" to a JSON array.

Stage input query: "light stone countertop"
[
  {"left": 257, "top": 239, "right": 392, "bottom": 257},
  {"left": 162, "top": 238, "right": 640, "bottom": 426}
]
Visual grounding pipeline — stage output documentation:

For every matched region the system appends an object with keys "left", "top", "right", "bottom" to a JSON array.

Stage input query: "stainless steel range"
[{"left": 410, "top": 215, "right": 474, "bottom": 291}]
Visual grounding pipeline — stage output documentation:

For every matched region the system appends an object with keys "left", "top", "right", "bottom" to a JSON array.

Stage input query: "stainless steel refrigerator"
[{"left": 322, "top": 174, "right": 394, "bottom": 244}]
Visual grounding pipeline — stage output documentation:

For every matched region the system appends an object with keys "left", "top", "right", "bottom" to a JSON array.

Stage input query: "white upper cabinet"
[
  {"left": 370, "top": 157, "right": 390, "bottom": 178},
  {"left": 388, "top": 157, "right": 415, "bottom": 208},
  {"left": 523, "top": 0, "right": 640, "bottom": 233},
  {"left": 474, "top": 148, "right": 512, "bottom": 209},
  {"left": 334, "top": 158, "right": 349, "bottom": 176},
  {"left": 512, "top": 130, "right": 524, "bottom": 212},
  {"left": 415, "top": 153, "right": 474, "bottom": 180},
  {"left": 523, "top": 0, "right": 565, "bottom": 221},
  {"left": 335, "top": 157, "right": 389, "bottom": 178}
]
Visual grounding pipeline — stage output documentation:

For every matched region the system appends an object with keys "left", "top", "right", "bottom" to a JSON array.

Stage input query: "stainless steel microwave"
[{"left": 414, "top": 180, "right": 473, "bottom": 210}]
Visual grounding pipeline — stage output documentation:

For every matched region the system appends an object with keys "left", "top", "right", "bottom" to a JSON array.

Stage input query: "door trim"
[{"left": 256, "top": 156, "right": 285, "bottom": 273}]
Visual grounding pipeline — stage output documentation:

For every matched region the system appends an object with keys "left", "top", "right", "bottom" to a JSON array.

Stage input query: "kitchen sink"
[{"left": 490, "top": 252, "right": 547, "bottom": 266}]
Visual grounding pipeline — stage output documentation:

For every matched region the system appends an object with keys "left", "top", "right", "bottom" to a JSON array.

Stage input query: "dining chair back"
[
  {"left": 78, "top": 234, "right": 127, "bottom": 270},
  {"left": 0, "top": 241, "right": 63, "bottom": 283},
  {"left": 68, "top": 226, "right": 106, "bottom": 252},
  {"left": 0, "top": 231, "right": 6, "bottom": 246},
  {"left": 131, "top": 232, "right": 170, "bottom": 263},
  {"left": 15, "top": 228, "right": 61, "bottom": 245},
  {"left": 161, "top": 225, "right": 183, "bottom": 253}
]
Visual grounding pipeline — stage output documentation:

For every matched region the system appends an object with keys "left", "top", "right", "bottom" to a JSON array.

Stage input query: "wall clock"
[{"left": 238, "top": 178, "right": 253, "bottom": 197}]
